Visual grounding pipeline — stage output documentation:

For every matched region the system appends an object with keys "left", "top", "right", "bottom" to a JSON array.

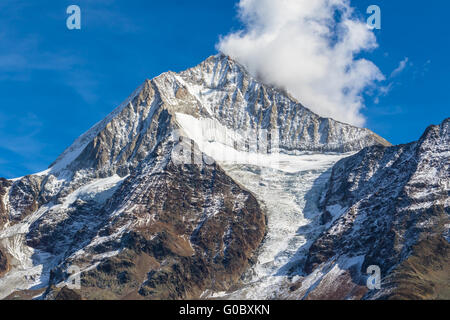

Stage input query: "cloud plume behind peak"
[{"left": 217, "top": 0, "right": 385, "bottom": 126}]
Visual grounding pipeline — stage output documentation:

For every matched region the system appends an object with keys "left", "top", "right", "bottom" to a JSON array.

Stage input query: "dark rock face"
[
  {"left": 54, "top": 287, "right": 83, "bottom": 300},
  {"left": 0, "top": 178, "right": 12, "bottom": 229},
  {"left": 0, "top": 247, "right": 9, "bottom": 277},
  {"left": 8, "top": 175, "right": 42, "bottom": 222},
  {"left": 300, "top": 118, "right": 449, "bottom": 299},
  {"left": 61, "top": 80, "right": 167, "bottom": 177},
  {"left": 382, "top": 234, "right": 450, "bottom": 300},
  {"left": 76, "top": 154, "right": 266, "bottom": 299}
]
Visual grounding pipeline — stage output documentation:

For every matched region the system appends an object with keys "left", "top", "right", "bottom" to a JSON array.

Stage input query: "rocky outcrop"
[
  {"left": 78, "top": 161, "right": 265, "bottom": 300},
  {"left": 8, "top": 175, "right": 43, "bottom": 222},
  {"left": 384, "top": 233, "right": 450, "bottom": 300},
  {"left": 0, "top": 178, "right": 12, "bottom": 229},
  {"left": 0, "top": 247, "right": 9, "bottom": 277},
  {"left": 290, "top": 118, "right": 449, "bottom": 300},
  {"left": 42, "top": 286, "right": 83, "bottom": 300},
  {"left": 54, "top": 287, "right": 83, "bottom": 300}
]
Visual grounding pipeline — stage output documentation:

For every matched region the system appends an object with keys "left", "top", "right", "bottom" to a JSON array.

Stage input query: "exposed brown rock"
[
  {"left": 0, "top": 247, "right": 9, "bottom": 277},
  {"left": 382, "top": 211, "right": 450, "bottom": 300},
  {"left": 3, "top": 288, "right": 47, "bottom": 300},
  {"left": 54, "top": 287, "right": 83, "bottom": 300},
  {"left": 76, "top": 160, "right": 266, "bottom": 300},
  {"left": 304, "top": 271, "right": 368, "bottom": 300}
]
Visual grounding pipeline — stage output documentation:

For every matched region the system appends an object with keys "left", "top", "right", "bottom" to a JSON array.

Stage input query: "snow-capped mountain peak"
[{"left": 0, "top": 55, "right": 415, "bottom": 301}]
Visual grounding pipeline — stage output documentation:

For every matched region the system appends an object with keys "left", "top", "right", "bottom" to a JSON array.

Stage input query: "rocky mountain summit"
[{"left": 0, "top": 54, "right": 446, "bottom": 300}]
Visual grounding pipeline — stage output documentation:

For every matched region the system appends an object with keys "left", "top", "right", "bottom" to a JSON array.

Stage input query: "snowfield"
[{"left": 175, "top": 111, "right": 352, "bottom": 298}]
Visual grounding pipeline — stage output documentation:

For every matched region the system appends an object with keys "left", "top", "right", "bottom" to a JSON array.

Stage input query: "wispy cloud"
[
  {"left": 64, "top": 70, "right": 101, "bottom": 104},
  {"left": 413, "top": 59, "right": 431, "bottom": 79},
  {"left": 0, "top": 1, "right": 140, "bottom": 104},
  {"left": 86, "top": 7, "right": 140, "bottom": 33},
  {"left": 372, "top": 82, "right": 394, "bottom": 105},
  {"left": 371, "top": 105, "right": 404, "bottom": 116},
  {"left": 0, "top": 30, "right": 75, "bottom": 73},
  {"left": 0, "top": 31, "right": 100, "bottom": 104},
  {"left": 0, "top": 112, "right": 51, "bottom": 177},
  {"left": 0, "top": 112, "right": 44, "bottom": 154},
  {"left": 390, "top": 57, "right": 409, "bottom": 78}
]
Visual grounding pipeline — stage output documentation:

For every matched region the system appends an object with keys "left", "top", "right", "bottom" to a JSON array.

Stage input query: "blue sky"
[{"left": 0, "top": 0, "right": 448, "bottom": 178}]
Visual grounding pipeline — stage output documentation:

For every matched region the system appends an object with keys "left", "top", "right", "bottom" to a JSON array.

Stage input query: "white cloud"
[
  {"left": 390, "top": 57, "right": 409, "bottom": 78},
  {"left": 217, "top": 0, "right": 385, "bottom": 126}
]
